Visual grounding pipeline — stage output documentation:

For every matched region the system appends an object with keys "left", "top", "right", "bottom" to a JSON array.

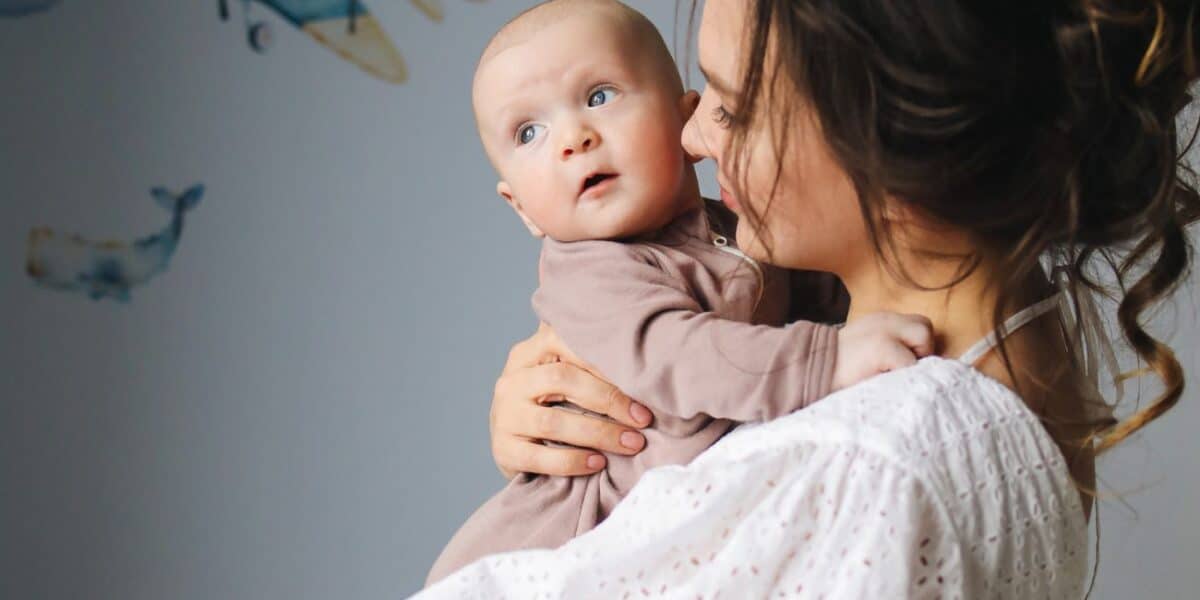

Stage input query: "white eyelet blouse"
[{"left": 416, "top": 354, "right": 1089, "bottom": 599}]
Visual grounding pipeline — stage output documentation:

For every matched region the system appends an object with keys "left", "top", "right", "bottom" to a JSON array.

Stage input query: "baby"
[{"left": 425, "top": 0, "right": 931, "bottom": 587}]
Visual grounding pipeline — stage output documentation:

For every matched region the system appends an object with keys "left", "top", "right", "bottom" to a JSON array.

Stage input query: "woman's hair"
[{"left": 701, "top": 0, "right": 1200, "bottom": 455}]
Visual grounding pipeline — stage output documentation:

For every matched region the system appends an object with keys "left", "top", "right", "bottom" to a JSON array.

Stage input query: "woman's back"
[{"left": 418, "top": 354, "right": 1089, "bottom": 599}]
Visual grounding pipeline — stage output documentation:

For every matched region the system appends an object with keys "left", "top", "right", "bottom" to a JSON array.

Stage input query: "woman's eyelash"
[{"left": 712, "top": 106, "right": 735, "bottom": 128}]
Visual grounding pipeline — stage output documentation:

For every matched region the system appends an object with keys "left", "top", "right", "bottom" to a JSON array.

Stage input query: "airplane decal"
[
  {"left": 219, "top": 0, "right": 483, "bottom": 84},
  {"left": 0, "top": 0, "right": 62, "bottom": 18}
]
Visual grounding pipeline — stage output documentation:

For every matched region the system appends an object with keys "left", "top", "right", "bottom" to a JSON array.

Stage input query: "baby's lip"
[{"left": 579, "top": 171, "right": 619, "bottom": 196}]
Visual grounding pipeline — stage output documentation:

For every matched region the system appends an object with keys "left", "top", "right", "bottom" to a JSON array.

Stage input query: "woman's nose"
[
  {"left": 680, "top": 118, "right": 709, "bottom": 164},
  {"left": 561, "top": 125, "right": 600, "bottom": 159}
]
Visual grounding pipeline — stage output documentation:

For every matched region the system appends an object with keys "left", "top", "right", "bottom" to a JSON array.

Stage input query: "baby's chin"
[
  {"left": 571, "top": 195, "right": 684, "bottom": 241},
  {"left": 548, "top": 220, "right": 649, "bottom": 243}
]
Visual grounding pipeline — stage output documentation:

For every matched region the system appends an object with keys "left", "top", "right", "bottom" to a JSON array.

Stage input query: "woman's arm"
[{"left": 489, "top": 323, "right": 653, "bottom": 479}]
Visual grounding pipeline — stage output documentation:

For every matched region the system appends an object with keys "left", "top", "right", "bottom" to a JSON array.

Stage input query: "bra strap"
[{"left": 957, "top": 292, "right": 1065, "bottom": 366}]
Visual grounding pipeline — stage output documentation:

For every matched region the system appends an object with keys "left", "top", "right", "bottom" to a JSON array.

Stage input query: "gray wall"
[{"left": 1, "top": 1, "right": 1195, "bottom": 598}]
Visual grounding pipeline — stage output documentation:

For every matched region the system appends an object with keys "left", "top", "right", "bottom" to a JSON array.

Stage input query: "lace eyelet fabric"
[{"left": 416, "top": 356, "right": 1088, "bottom": 599}]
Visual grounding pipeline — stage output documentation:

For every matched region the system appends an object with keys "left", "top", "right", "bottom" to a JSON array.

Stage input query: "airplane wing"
[
  {"left": 302, "top": 12, "right": 408, "bottom": 83},
  {"left": 256, "top": 0, "right": 426, "bottom": 84},
  {"left": 0, "top": 0, "right": 61, "bottom": 18},
  {"left": 410, "top": 0, "right": 443, "bottom": 22}
]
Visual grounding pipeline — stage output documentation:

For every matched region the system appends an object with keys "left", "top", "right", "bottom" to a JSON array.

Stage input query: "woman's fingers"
[
  {"left": 490, "top": 324, "right": 654, "bottom": 478},
  {"left": 530, "top": 322, "right": 606, "bottom": 376},
  {"left": 503, "top": 331, "right": 553, "bottom": 374},
  {"left": 509, "top": 361, "right": 650, "bottom": 429},
  {"left": 518, "top": 323, "right": 652, "bottom": 427},
  {"left": 493, "top": 436, "right": 607, "bottom": 478},
  {"left": 495, "top": 369, "right": 647, "bottom": 453},
  {"left": 532, "top": 405, "right": 646, "bottom": 454}
]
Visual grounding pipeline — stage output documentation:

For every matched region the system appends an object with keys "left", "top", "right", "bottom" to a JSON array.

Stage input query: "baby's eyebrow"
[{"left": 494, "top": 101, "right": 530, "bottom": 132}]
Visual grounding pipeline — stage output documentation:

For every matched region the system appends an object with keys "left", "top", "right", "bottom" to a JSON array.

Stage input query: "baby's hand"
[{"left": 832, "top": 312, "right": 934, "bottom": 390}]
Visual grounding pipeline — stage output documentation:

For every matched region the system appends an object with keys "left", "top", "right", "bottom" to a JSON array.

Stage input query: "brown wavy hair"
[{"left": 690, "top": 0, "right": 1200, "bottom": 460}]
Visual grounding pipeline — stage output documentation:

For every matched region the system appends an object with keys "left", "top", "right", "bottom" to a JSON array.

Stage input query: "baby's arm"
[{"left": 533, "top": 240, "right": 827, "bottom": 422}]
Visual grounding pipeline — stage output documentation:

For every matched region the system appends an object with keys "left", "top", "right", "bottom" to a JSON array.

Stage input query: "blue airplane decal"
[
  {"left": 0, "top": 0, "right": 61, "bottom": 18},
  {"left": 218, "top": 0, "right": 462, "bottom": 84}
]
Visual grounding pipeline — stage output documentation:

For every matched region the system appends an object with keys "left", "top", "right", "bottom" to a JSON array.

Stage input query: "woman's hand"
[{"left": 490, "top": 323, "right": 654, "bottom": 479}]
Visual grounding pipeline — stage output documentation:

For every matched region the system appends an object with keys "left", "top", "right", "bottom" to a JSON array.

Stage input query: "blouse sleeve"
[
  {"left": 416, "top": 434, "right": 971, "bottom": 599},
  {"left": 775, "top": 447, "right": 968, "bottom": 598}
]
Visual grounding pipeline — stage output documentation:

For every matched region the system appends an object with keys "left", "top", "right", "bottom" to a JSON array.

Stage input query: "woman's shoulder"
[
  {"left": 814, "top": 356, "right": 1080, "bottom": 498},
  {"left": 721, "top": 355, "right": 1046, "bottom": 457},
  {"left": 702, "top": 356, "right": 1089, "bottom": 594},
  {"left": 712, "top": 355, "right": 1087, "bottom": 528},
  {"left": 806, "top": 355, "right": 1046, "bottom": 452}
]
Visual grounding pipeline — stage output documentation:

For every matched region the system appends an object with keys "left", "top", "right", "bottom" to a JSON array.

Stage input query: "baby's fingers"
[
  {"left": 892, "top": 313, "right": 935, "bottom": 356},
  {"left": 877, "top": 342, "right": 920, "bottom": 373}
]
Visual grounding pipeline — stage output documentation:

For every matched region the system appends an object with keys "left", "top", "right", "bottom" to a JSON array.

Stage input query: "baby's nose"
[{"left": 561, "top": 127, "right": 600, "bottom": 159}]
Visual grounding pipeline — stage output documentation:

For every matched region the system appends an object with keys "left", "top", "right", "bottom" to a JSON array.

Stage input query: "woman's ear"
[
  {"left": 497, "top": 181, "right": 545, "bottom": 238},
  {"left": 679, "top": 90, "right": 701, "bottom": 121}
]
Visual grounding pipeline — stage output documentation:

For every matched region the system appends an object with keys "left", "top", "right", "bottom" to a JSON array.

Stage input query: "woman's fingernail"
[
  {"left": 629, "top": 402, "right": 651, "bottom": 425},
  {"left": 587, "top": 454, "right": 606, "bottom": 470},
  {"left": 620, "top": 431, "right": 645, "bottom": 450}
]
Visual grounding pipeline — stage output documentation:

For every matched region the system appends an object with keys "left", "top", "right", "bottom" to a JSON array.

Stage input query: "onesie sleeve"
[{"left": 532, "top": 239, "right": 838, "bottom": 422}]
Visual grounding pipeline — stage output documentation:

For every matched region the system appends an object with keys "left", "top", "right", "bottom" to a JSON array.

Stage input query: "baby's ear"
[
  {"left": 496, "top": 181, "right": 545, "bottom": 239},
  {"left": 679, "top": 90, "right": 701, "bottom": 121}
]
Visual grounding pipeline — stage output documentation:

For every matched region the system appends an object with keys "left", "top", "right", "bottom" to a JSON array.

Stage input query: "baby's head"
[{"left": 472, "top": 0, "right": 700, "bottom": 241}]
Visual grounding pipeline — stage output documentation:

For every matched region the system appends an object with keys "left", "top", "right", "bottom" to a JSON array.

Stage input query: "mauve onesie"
[{"left": 425, "top": 201, "right": 842, "bottom": 586}]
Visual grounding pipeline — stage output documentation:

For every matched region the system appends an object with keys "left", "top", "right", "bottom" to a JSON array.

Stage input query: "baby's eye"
[
  {"left": 587, "top": 87, "right": 618, "bottom": 108},
  {"left": 516, "top": 123, "right": 545, "bottom": 145}
]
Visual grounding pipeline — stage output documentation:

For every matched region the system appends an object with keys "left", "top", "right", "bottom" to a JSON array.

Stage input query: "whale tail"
[{"left": 151, "top": 184, "right": 204, "bottom": 215}]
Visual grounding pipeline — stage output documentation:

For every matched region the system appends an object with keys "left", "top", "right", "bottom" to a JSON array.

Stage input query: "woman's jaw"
[{"left": 718, "top": 185, "right": 740, "bottom": 212}]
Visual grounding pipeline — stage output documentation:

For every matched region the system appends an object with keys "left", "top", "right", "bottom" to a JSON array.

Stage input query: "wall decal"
[
  {"left": 25, "top": 184, "right": 205, "bottom": 303},
  {"left": 217, "top": 0, "right": 480, "bottom": 84}
]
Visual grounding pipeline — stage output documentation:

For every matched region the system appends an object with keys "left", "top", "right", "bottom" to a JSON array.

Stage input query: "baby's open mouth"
[{"left": 581, "top": 173, "right": 617, "bottom": 194}]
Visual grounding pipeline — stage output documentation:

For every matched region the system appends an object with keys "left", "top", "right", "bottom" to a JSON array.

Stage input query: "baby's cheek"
[{"left": 645, "top": 130, "right": 686, "bottom": 180}]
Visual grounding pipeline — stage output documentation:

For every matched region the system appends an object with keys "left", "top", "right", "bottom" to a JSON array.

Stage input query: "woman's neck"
[
  {"left": 841, "top": 254, "right": 1010, "bottom": 360},
  {"left": 839, "top": 244, "right": 1096, "bottom": 521}
]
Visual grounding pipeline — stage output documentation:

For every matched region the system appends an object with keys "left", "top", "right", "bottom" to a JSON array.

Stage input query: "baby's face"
[{"left": 474, "top": 14, "right": 695, "bottom": 241}]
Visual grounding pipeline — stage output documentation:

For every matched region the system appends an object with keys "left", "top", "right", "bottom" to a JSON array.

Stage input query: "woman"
[{"left": 439, "top": 0, "right": 1199, "bottom": 596}]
